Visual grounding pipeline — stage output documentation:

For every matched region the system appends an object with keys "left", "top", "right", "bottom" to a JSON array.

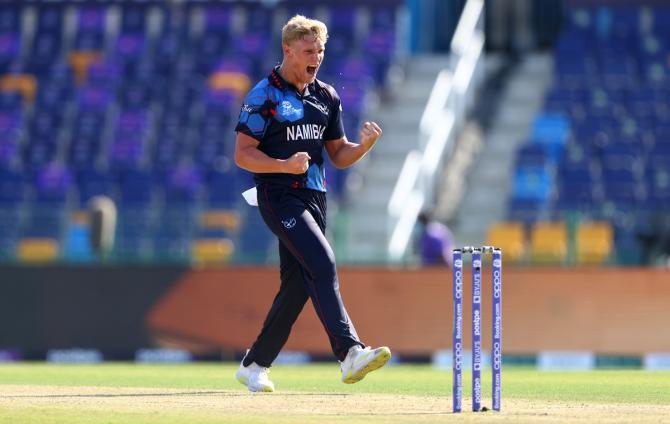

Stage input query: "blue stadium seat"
[
  {"left": 643, "top": 168, "right": 670, "bottom": 210},
  {"left": 23, "top": 163, "right": 72, "bottom": 239},
  {"left": 119, "top": 2, "right": 148, "bottom": 34},
  {"left": 512, "top": 166, "right": 553, "bottom": 201},
  {"left": 0, "top": 4, "right": 22, "bottom": 34},
  {"left": 515, "top": 144, "right": 550, "bottom": 168},
  {"left": 76, "top": 167, "right": 115, "bottom": 206},
  {"left": 114, "top": 168, "right": 157, "bottom": 260},
  {"left": 234, "top": 207, "right": 273, "bottom": 263},
  {"left": 207, "top": 164, "right": 252, "bottom": 210},
  {"left": 531, "top": 113, "right": 570, "bottom": 162},
  {"left": 0, "top": 164, "right": 26, "bottom": 257},
  {"left": 516, "top": 4, "right": 670, "bottom": 260},
  {"left": 507, "top": 198, "right": 544, "bottom": 224}
]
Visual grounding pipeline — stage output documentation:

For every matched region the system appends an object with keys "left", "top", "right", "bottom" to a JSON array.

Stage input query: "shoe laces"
[
  {"left": 342, "top": 345, "right": 366, "bottom": 366},
  {"left": 251, "top": 363, "right": 270, "bottom": 378}
]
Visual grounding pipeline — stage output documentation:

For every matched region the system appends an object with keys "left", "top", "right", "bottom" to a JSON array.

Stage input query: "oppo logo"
[
  {"left": 492, "top": 342, "right": 502, "bottom": 370},
  {"left": 453, "top": 342, "right": 462, "bottom": 370},
  {"left": 454, "top": 271, "right": 462, "bottom": 299},
  {"left": 493, "top": 270, "right": 502, "bottom": 298}
]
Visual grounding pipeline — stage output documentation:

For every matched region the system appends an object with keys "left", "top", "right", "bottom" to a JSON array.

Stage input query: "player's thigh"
[{"left": 274, "top": 209, "right": 336, "bottom": 277}]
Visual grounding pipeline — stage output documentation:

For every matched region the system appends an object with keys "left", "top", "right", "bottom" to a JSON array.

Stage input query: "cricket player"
[{"left": 233, "top": 15, "right": 391, "bottom": 392}]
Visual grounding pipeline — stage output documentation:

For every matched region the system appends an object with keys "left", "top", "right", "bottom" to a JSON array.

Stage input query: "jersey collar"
[{"left": 268, "top": 66, "right": 313, "bottom": 97}]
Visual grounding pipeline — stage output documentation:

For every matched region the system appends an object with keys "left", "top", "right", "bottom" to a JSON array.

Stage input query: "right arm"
[{"left": 234, "top": 132, "right": 311, "bottom": 174}]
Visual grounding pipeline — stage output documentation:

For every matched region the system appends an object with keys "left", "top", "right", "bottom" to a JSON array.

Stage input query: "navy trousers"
[{"left": 243, "top": 184, "right": 363, "bottom": 367}]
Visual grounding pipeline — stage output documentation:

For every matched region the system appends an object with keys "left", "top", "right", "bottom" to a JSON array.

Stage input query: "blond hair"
[{"left": 281, "top": 15, "right": 328, "bottom": 46}]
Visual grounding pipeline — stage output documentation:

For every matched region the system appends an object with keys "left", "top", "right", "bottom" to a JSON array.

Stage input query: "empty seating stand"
[
  {"left": 0, "top": 1, "right": 401, "bottom": 264},
  {"left": 507, "top": 5, "right": 670, "bottom": 265}
]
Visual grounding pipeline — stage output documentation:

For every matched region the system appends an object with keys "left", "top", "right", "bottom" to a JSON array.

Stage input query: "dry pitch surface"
[
  {"left": 2, "top": 384, "right": 670, "bottom": 423},
  {"left": 1, "top": 364, "right": 669, "bottom": 423}
]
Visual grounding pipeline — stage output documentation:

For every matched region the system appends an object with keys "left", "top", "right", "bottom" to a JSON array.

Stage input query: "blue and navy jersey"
[{"left": 235, "top": 67, "right": 345, "bottom": 192}]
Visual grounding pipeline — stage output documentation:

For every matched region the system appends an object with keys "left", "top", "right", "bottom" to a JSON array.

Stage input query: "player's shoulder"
[
  {"left": 244, "top": 78, "right": 280, "bottom": 106},
  {"left": 313, "top": 79, "right": 340, "bottom": 104}
]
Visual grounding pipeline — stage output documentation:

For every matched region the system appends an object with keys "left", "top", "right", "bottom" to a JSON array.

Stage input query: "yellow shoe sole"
[{"left": 343, "top": 347, "right": 392, "bottom": 384}]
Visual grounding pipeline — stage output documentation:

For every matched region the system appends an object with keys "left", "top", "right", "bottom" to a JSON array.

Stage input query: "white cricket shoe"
[
  {"left": 236, "top": 354, "right": 275, "bottom": 393},
  {"left": 340, "top": 345, "right": 392, "bottom": 384}
]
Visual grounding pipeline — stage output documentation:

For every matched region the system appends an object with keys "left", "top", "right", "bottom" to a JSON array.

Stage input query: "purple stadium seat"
[
  {"left": 243, "top": 5, "right": 273, "bottom": 34},
  {"left": 74, "top": 6, "right": 108, "bottom": 51},
  {"left": 203, "top": 5, "right": 233, "bottom": 32},
  {"left": 87, "top": 61, "right": 122, "bottom": 87},
  {"left": 364, "top": 30, "right": 395, "bottom": 85},
  {"left": 0, "top": 33, "right": 20, "bottom": 68},
  {"left": 77, "top": 86, "right": 113, "bottom": 111},
  {"left": 24, "top": 140, "right": 58, "bottom": 171},
  {"left": 165, "top": 163, "right": 203, "bottom": 203},
  {"left": 110, "top": 109, "right": 150, "bottom": 169},
  {"left": 114, "top": 33, "right": 147, "bottom": 63}
]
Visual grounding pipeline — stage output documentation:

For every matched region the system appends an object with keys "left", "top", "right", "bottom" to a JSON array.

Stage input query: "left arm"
[{"left": 325, "top": 121, "right": 382, "bottom": 169}]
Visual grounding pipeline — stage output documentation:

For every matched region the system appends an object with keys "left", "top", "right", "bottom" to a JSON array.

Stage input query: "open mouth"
[{"left": 306, "top": 65, "right": 318, "bottom": 76}]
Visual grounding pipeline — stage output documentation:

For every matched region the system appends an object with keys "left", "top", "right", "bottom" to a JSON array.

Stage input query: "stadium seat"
[
  {"left": 0, "top": 164, "right": 25, "bottom": 257},
  {"left": 575, "top": 221, "right": 613, "bottom": 265},
  {"left": 200, "top": 210, "right": 240, "bottom": 233},
  {"left": 17, "top": 237, "right": 59, "bottom": 262},
  {"left": 485, "top": 222, "right": 526, "bottom": 263},
  {"left": 530, "top": 113, "right": 570, "bottom": 162},
  {"left": 191, "top": 238, "right": 234, "bottom": 265},
  {"left": 507, "top": 197, "right": 544, "bottom": 223},
  {"left": 512, "top": 166, "right": 553, "bottom": 201},
  {"left": 529, "top": 221, "right": 568, "bottom": 264},
  {"left": 114, "top": 168, "right": 157, "bottom": 260},
  {"left": 234, "top": 207, "right": 273, "bottom": 263},
  {"left": 515, "top": 143, "right": 550, "bottom": 168}
]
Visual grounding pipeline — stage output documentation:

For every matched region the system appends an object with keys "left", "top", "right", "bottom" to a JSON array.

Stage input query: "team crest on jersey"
[{"left": 278, "top": 98, "right": 304, "bottom": 122}]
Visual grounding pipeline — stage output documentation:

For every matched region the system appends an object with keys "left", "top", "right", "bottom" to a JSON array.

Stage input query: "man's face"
[{"left": 284, "top": 34, "right": 325, "bottom": 85}]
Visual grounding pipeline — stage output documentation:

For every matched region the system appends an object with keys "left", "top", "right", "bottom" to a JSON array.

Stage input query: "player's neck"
[{"left": 278, "top": 63, "right": 307, "bottom": 94}]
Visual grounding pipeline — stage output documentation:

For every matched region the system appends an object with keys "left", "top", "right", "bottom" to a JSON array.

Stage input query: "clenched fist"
[
  {"left": 359, "top": 121, "right": 382, "bottom": 150},
  {"left": 283, "top": 152, "right": 311, "bottom": 174}
]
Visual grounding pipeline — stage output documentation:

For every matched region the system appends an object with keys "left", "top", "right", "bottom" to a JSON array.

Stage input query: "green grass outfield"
[{"left": 1, "top": 363, "right": 669, "bottom": 423}]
